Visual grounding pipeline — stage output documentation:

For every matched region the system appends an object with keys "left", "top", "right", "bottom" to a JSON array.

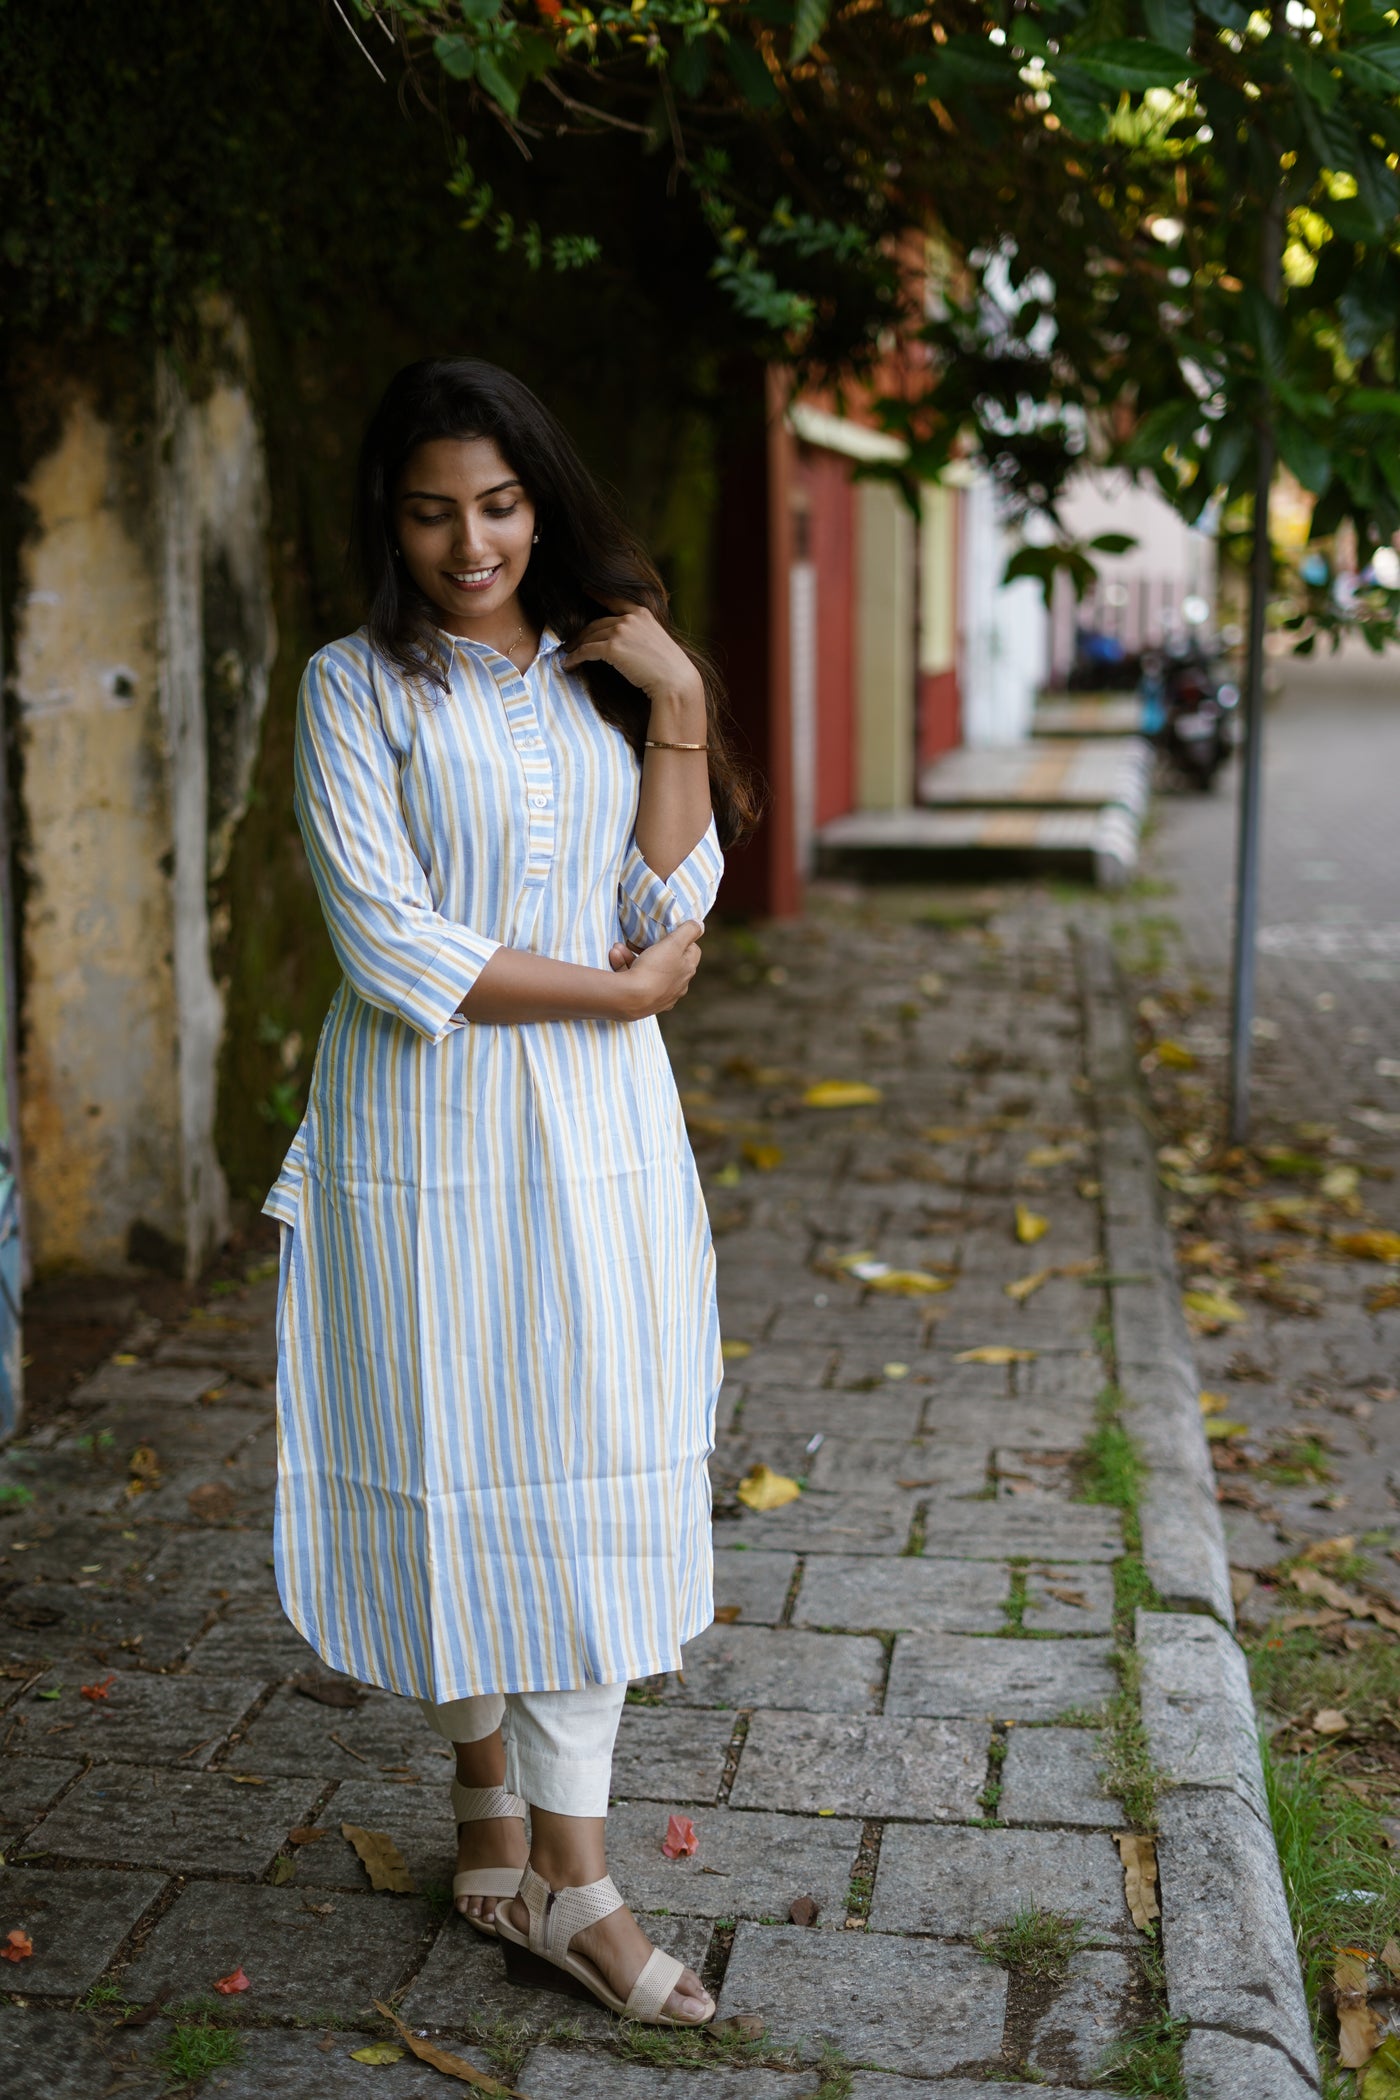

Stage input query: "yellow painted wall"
[
  {"left": 855, "top": 479, "right": 914, "bottom": 810},
  {"left": 919, "top": 482, "right": 957, "bottom": 677}
]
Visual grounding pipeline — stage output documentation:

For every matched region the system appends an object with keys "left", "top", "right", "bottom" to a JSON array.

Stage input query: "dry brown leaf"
[
  {"left": 1280, "top": 1610, "right": 1349, "bottom": 1633},
  {"left": 1334, "top": 1230, "right": 1400, "bottom": 1264},
  {"left": 341, "top": 1825, "right": 415, "bottom": 1894},
  {"left": 1291, "top": 1566, "right": 1400, "bottom": 1635},
  {"left": 1336, "top": 1948, "right": 1384, "bottom": 2069},
  {"left": 1115, "top": 1832, "right": 1160, "bottom": 1929},
  {"left": 288, "top": 1826, "right": 327, "bottom": 1846},
  {"left": 1313, "top": 1708, "right": 1350, "bottom": 1736},
  {"left": 1381, "top": 1938, "right": 1400, "bottom": 1980},
  {"left": 712, "top": 1604, "right": 742, "bottom": 1624},
  {"left": 789, "top": 1894, "right": 821, "bottom": 1926},
  {"left": 187, "top": 1482, "right": 237, "bottom": 1522},
  {"left": 1045, "top": 1585, "right": 1090, "bottom": 1608},
  {"left": 714, "top": 2012, "right": 766, "bottom": 2039},
  {"left": 1229, "top": 1569, "right": 1256, "bottom": 1607},
  {"left": 373, "top": 2002, "right": 526, "bottom": 2095},
  {"left": 1300, "top": 1536, "right": 1357, "bottom": 1564},
  {"left": 1368, "top": 1284, "right": 1400, "bottom": 1314}
]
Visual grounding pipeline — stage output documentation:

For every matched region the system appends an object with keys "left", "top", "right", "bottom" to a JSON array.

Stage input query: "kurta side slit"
[{"left": 264, "top": 626, "right": 724, "bottom": 1702}]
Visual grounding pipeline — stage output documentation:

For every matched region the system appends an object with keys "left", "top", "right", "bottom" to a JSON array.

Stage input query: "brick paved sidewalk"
[{"left": 1, "top": 890, "right": 1180, "bottom": 2098}]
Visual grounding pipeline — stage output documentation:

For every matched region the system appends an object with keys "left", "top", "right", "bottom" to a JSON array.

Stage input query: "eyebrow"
[{"left": 400, "top": 479, "right": 524, "bottom": 501}]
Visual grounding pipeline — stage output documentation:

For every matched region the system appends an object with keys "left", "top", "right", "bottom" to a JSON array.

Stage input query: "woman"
[{"left": 263, "top": 358, "right": 757, "bottom": 2027}]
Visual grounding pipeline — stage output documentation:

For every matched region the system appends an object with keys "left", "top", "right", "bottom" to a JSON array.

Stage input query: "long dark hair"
[{"left": 351, "top": 357, "right": 760, "bottom": 849}]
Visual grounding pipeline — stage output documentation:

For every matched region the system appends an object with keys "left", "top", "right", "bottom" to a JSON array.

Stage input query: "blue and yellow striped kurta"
[{"left": 263, "top": 626, "right": 724, "bottom": 1700}]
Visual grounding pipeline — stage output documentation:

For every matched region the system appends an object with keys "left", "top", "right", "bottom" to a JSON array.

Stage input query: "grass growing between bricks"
[
  {"left": 1096, "top": 2009, "right": 1188, "bottom": 2098},
  {"left": 155, "top": 2019, "right": 245, "bottom": 2086},
  {"left": 973, "top": 1905, "right": 1086, "bottom": 1985},
  {"left": 1075, "top": 1386, "right": 1164, "bottom": 1830}
]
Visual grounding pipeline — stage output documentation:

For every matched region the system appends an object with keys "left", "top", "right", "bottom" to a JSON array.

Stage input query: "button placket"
[{"left": 496, "top": 661, "right": 555, "bottom": 890}]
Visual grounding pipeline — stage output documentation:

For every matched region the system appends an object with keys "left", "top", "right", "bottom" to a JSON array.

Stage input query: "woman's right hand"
[{"left": 610, "top": 921, "right": 702, "bottom": 1018}]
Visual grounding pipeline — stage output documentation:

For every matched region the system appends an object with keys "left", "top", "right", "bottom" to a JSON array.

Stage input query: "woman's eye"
[
  {"left": 410, "top": 512, "right": 452, "bottom": 525},
  {"left": 484, "top": 506, "right": 518, "bottom": 519}
]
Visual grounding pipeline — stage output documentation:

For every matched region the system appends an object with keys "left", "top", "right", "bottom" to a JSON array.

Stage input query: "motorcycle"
[{"left": 1139, "top": 640, "right": 1238, "bottom": 790}]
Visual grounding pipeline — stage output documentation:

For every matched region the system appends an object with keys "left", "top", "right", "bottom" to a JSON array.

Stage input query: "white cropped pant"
[{"left": 419, "top": 1681, "right": 627, "bottom": 1817}]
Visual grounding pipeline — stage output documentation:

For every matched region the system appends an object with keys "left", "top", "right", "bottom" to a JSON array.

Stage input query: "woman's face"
[{"left": 394, "top": 435, "right": 537, "bottom": 631}]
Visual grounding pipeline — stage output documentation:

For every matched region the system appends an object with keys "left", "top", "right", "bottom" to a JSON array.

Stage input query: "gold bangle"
[{"left": 644, "top": 738, "right": 708, "bottom": 751}]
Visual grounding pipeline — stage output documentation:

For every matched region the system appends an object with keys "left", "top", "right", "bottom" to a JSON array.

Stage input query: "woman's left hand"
[{"left": 563, "top": 598, "right": 704, "bottom": 708}]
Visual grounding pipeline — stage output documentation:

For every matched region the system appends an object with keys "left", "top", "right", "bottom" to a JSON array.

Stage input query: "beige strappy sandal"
[
  {"left": 451, "top": 1781, "right": 527, "bottom": 1936},
  {"left": 495, "top": 1862, "right": 713, "bottom": 2027}
]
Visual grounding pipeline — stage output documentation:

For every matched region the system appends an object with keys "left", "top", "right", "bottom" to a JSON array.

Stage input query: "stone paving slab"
[
  {"left": 0, "top": 2007, "right": 164, "bottom": 2100},
  {"left": 659, "top": 1624, "right": 885, "bottom": 1710},
  {"left": 231, "top": 1685, "right": 456, "bottom": 1781},
  {"left": 717, "top": 1492, "right": 923, "bottom": 1556},
  {"left": 20, "top": 1763, "right": 320, "bottom": 1877},
  {"left": 0, "top": 1579, "right": 214, "bottom": 1675},
  {"left": 401, "top": 1907, "right": 711, "bottom": 2038},
  {"left": 793, "top": 1555, "right": 1010, "bottom": 1634},
  {"left": 514, "top": 2048, "right": 812, "bottom": 2099},
  {"left": 0, "top": 1865, "right": 165, "bottom": 1994},
  {"left": 849, "top": 2082, "right": 1101, "bottom": 2100},
  {"left": 137, "top": 2021, "right": 487, "bottom": 2096},
  {"left": 0, "top": 1753, "right": 83, "bottom": 1836},
  {"left": 998, "top": 1726, "right": 1121, "bottom": 1827},
  {"left": 734, "top": 1388, "right": 928, "bottom": 1439},
  {"left": 604, "top": 1799, "right": 862, "bottom": 1922},
  {"left": 885, "top": 1634, "right": 1116, "bottom": 1720},
  {"left": 715, "top": 1922, "right": 1007, "bottom": 2073},
  {"left": 145, "top": 1527, "right": 280, "bottom": 1595},
  {"left": 710, "top": 1548, "right": 796, "bottom": 1624},
  {"left": 120, "top": 1881, "right": 433, "bottom": 2020},
  {"left": 918, "top": 1503, "right": 1123, "bottom": 1561},
  {"left": 807, "top": 1435, "right": 988, "bottom": 1497},
  {"left": 729, "top": 1711, "right": 987, "bottom": 1820},
  {"left": 870, "top": 1824, "right": 1129, "bottom": 1938},
  {"left": 1027, "top": 1947, "right": 1136, "bottom": 2083},
  {"left": 609, "top": 1706, "right": 735, "bottom": 1804},
  {"left": 12, "top": 1671, "right": 265, "bottom": 1767},
  {"left": 1022, "top": 1563, "right": 1116, "bottom": 1634},
  {"left": 184, "top": 1607, "right": 325, "bottom": 1679},
  {"left": 286, "top": 1781, "right": 454, "bottom": 1892}
]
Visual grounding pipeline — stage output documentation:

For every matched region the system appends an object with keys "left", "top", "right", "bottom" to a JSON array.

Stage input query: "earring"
[{"left": 532, "top": 532, "right": 540, "bottom": 544}]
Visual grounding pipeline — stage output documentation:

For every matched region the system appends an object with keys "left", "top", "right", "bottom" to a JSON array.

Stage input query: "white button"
[{"left": 530, "top": 794, "right": 549, "bottom": 809}]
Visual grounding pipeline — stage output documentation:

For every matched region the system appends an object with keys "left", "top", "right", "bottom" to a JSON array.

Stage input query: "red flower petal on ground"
[
  {"left": 213, "top": 1966, "right": 251, "bottom": 1994},
  {"left": 1, "top": 1930, "right": 34, "bottom": 1962},
  {"left": 660, "top": 1812, "right": 698, "bottom": 1860},
  {"left": 79, "top": 1674, "right": 116, "bottom": 1702}
]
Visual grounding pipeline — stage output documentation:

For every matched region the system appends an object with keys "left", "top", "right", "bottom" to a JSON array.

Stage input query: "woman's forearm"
[
  {"left": 458, "top": 947, "right": 632, "bottom": 1024},
  {"left": 634, "top": 685, "right": 713, "bottom": 881}
]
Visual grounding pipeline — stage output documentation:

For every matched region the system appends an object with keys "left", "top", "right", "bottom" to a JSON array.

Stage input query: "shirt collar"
[{"left": 435, "top": 622, "right": 565, "bottom": 667}]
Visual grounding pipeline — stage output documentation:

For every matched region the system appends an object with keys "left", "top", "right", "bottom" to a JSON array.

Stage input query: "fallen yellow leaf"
[
  {"left": 373, "top": 2003, "right": 526, "bottom": 2095},
  {"left": 1334, "top": 1230, "right": 1400, "bottom": 1264},
  {"left": 736, "top": 1465, "right": 802, "bottom": 1513},
  {"left": 713, "top": 1162, "right": 742, "bottom": 1187},
  {"left": 865, "top": 1269, "right": 955, "bottom": 1297},
  {"left": 720, "top": 1339, "right": 751, "bottom": 1361},
  {"left": 1204, "top": 1419, "right": 1249, "bottom": 1442},
  {"left": 802, "top": 1080, "right": 883, "bottom": 1108},
  {"left": 917, "top": 972, "right": 944, "bottom": 997},
  {"left": 1198, "top": 1390, "right": 1230, "bottom": 1415},
  {"left": 1024, "top": 1144, "right": 1080, "bottom": 1168},
  {"left": 350, "top": 2043, "right": 406, "bottom": 2065},
  {"left": 1182, "top": 1290, "right": 1247, "bottom": 1331},
  {"left": 1004, "top": 1269, "right": 1054, "bottom": 1303},
  {"left": 1114, "top": 1833, "right": 1160, "bottom": 1929},
  {"left": 1361, "top": 2036, "right": 1400, "bottom": 2098},
  {"left": 921, "top": 1124, "right": 974, "bottom": 1143},
  {"left": 1014, "top": 1205, "right": 1050, "bottom": 1245},
  {"left": 741, "top": 1142, "right": 784, "bottom": 1172},
  {"left": 883, "top": 1362, "right": 910, "bottom": 1380},
  {"left": 1368, "top": 1284, "right": 1400, "bottom": 1313},
  {"left": 1299, "top": 1536, "right": 1356, "bottom": 1565},
  {"left": 954, "top": 1346, "right": 1038, "bottom": 1365},
  {"left": 1153, "top": 1039, "right": 1197, "bottom": 1070}
]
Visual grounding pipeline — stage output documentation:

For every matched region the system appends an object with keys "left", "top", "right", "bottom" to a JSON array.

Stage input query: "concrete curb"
[
  {"left": 1078, "top": 928, "right": 1234, "bottom": 1624},
  {"left": 1077, "top": 929, "right": 1322, "bottom": 2098}
]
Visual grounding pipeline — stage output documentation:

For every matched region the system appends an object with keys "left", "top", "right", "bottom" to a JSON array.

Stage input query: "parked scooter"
[{"left": 1139, "top": 637, "right": 1238, "bottom": 790}]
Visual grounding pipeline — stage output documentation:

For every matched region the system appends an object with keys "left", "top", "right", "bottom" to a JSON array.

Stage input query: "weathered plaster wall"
[
  {"left": 10, "top": 326, "right": 273, "bottom": 1278},
  {"left": 12, "top": 387, "right": 179, "bottom": 1268}
]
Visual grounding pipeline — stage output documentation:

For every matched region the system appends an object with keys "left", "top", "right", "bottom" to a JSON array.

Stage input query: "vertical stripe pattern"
[{"left": 264, "top": 627, "right": 724, "bottom": 1700}]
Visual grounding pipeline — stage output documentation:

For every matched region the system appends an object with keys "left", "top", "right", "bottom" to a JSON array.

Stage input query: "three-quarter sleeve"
[
  {"left": 294, "top": 648, "right": 502, "bottom": 1041},
  {"left": 617, "top": 815, "right": 725, "bottom": 950}
]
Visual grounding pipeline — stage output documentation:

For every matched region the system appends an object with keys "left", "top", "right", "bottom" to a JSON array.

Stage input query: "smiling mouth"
[{"left": 445, "top": 565, "right": 503, "bottom": 592}]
